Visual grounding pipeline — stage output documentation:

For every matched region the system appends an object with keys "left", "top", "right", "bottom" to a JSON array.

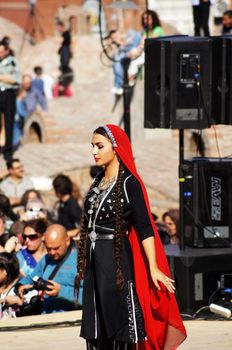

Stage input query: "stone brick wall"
[
  {"left": 0, "top": 0, "right": 150, "bottom": 41},
  {"left": 0, "top": 0, "right": 88, "bottom": 41}
]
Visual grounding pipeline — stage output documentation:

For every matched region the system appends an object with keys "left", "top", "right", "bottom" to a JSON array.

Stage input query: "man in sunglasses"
[{"left": 16, "top": 224, "right": 81, "bottom": 314}]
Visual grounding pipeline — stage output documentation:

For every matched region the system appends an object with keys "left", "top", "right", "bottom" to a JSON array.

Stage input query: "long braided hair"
[
  {"left": 76, "top": 127, "right": 125, "bottom": 291},
  {"left": 113, "top": 161, "right": 125, "bottom": 290},
  {"left": 76, "top": 177, "right": 97, "bottom": 291}
]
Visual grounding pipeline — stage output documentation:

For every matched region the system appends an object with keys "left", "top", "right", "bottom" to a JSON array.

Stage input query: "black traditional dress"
[{"left": 80, "top": 171, "right": 154, "bottom": 348}]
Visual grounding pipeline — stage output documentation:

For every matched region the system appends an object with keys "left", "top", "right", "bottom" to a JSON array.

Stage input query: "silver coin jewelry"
[
  {"left": 98, "top": 176, "right": 117, "bottom": 191},
  {"left": 87, "top": 176, "right": 117, "bottom": 229}
]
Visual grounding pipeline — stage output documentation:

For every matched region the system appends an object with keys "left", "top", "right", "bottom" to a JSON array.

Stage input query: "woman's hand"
[
  {"left": 18, "top": 284, "right": 33, "bottom": 298},
  {"left": 141, "top": 236, "right": 175, "bottom": 293},
  {"left": 150, "top": 267, "right": 175, "bottom": 293},
  {"left": 1, "top": 295, "right": 24, "bottom": 306},
  {"left": 4, "top": 236, "right": 18, "bottom": 253}
]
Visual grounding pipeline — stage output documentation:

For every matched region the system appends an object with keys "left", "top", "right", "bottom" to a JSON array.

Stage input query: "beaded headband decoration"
[{"left": 102, "top": 125, "right": 118, "bottom": 147}]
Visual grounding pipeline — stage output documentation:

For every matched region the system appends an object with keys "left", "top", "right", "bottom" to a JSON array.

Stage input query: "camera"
[
  {"left": 32, "top": 276, "right": 53, "bottom": 291},
  {"left": 25, "top": 208, "right": 42, "bottom": 220}
]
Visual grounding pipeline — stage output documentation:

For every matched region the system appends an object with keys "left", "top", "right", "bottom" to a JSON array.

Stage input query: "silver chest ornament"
[{"left": 89, "top": 230, "right": 97, "bottom": 242}]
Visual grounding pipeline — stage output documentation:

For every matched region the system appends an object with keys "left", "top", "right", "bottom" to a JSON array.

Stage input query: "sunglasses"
[
  {"left": 27, "top": 208, "right": 44, "bottom": 212},
  {"left": 22, "top": 233, "right": 40, "bottom": 241}
]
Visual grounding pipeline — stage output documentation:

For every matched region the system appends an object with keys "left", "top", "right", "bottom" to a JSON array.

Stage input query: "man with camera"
[{"left": 16, "top": 224, "right": 81, "bottom": 314}]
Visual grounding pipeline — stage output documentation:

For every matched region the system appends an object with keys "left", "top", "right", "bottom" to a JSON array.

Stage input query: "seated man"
[
  {"left": 21, "top": 74, "right": 47, "bottom": 116},
  {"left": 13, "top": 72, "right": 48, "bottom": 148},
  {"left": 0, "top": 158, "right": 34, "bottom": 206},
  {"left": 32, "top": 66, "right": 54, "bottom": 100},
  {"left": 16, "top": 224, "right": 81, "bottom": 314},
  {"left": 222, "top": 10, "right": 232, "bottom": 35}
]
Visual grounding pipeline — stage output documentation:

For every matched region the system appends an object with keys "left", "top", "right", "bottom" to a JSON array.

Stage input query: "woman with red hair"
[{"left": 77, "top": 125, "right": 186, "bottom": 350}]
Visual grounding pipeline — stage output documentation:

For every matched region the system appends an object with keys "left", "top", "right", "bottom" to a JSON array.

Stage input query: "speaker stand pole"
[
  {"left": 179, "top": 129, "right": 185, "bottom": 251},
  {"left": 121, "top": 57, "right": 132, "bottom": 140}
]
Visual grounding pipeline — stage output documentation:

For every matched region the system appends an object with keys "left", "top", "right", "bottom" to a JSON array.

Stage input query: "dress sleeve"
[{"left": 125, "top": 176, "right": 154, "bottom": 241}]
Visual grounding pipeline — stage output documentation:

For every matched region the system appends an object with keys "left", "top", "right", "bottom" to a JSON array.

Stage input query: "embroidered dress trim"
[
  {"left": 123, "top": 175, "right": 132, "bottom": 204},
  {"left": 127, "top": 281, "right": 147, "bottom": 343},
  {"left": 129, "top": 281, "right": 138, "bottom": 342}
]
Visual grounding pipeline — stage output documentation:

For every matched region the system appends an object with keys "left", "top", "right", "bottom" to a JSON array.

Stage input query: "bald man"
[
  {"left": 44, "top": 224, "right": 70, "bottom": 261},
  {"left": 16, "top": 224, "right": 82, "bottom": 314}
]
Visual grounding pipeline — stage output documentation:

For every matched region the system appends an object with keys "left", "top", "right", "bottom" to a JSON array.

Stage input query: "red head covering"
[{"left": 104, "top": 124, "right": 186, "bottom": 350}]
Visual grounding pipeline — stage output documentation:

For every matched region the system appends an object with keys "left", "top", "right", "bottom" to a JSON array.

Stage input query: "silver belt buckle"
[{"left": 89, "top": 230, "right": 97, "bottom": 242}]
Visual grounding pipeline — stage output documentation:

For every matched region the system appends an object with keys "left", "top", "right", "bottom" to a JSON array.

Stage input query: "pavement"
[{"left": 0, "top": 311, "right": 232, "bottom": 350}]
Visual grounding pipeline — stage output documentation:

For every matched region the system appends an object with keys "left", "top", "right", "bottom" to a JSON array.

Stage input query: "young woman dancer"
[{"left": 77, "top": 124, "right": 186, "bottom": 350}]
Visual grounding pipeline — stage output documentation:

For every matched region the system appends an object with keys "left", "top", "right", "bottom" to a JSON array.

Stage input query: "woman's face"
[
  {"left": 0, "top": 268, "right": 7, "bottom": 284},
  {"left": 23, "top": 226, "right": 43, "bottom": 253},
  {"left": 143, "top": 14, "right": 153, "bottom": 29},
  {"left": 163, "top": 215, "right": 177, "bottom": 236},
  {"left": 91, "top": 133, "right": 117, "bottom": 168},
  {"left": 27, "top": 191, "right": 39, "bottom": 202}
]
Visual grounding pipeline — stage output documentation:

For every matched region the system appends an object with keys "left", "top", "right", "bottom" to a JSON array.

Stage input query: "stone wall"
[{"left": 0, "top": 0, "right": 91, "bottom": 42}]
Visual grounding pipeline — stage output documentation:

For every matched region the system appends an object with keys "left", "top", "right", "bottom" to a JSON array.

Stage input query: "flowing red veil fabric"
[{"left": 105, "top": 124, "right": 187, "bottom": 350}]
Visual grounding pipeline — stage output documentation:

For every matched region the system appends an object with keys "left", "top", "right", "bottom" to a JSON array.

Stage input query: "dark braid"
[
  {"left": 114, "top": 162, "right": 125, "bottom": 290},
  {"left": 75, "top": 178, "right": 99, "bottom": 291}
]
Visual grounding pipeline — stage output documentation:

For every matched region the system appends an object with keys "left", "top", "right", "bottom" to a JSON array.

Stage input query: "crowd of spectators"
[
  {"left": 0, "top": 22, "right": 75, "bottom": 161},
  {"left": 1, "top": 163, "right": 179, "bottom": 320},
  {"left": 0, "top": 35, "right": 50, "bottom": 157},
  {"left": 104, "top": 3, "right": 232, "bottom": 95},
  {"left": 104, "top": 10, "right": 165, "bottom": 95},
  {"left": 0, "top": 160, "right": 85, "bottom": 320}
]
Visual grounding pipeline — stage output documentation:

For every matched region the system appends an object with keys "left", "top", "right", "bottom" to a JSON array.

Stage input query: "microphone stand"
[
  {"left": 179, "top": 129, "right": 185, "bottom": 251},
  {"left": 120, "top": 56, "right": 132, "bottom": 140}
]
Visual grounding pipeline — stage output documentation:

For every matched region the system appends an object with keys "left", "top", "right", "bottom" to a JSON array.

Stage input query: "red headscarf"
[{"left": 105, "top": 124, "right": 186, "bottom": 350}]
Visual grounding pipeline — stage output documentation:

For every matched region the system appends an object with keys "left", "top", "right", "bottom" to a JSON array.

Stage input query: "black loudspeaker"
[
  {"left": 144, "top": 36, "right": 212, "bottom": 129},
  {"left": 166, "top": 245, "right": 232, "bottom": 313},
  {"left": 182, "top": 158, "right": 232, "bottom": 248},
  {"left": 211, "top": 36, "right": 232, "bottom": 125}
]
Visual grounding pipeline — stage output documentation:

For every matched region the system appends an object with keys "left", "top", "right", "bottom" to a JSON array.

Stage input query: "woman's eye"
[{"left": 98, "top": 145, "right": 103, "bottom": 149}]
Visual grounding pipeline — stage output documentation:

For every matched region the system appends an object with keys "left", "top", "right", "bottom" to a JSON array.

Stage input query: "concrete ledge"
[{"left": 0, "top": 310, "right": 82, "bottom": 331}]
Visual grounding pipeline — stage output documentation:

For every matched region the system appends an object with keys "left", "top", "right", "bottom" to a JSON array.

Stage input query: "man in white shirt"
[
  {"left": 0, "top": 41, "right": 21, "bottom": 162},
  {"left": 0, "top": 158, "right": 34, "bottom": 206}
]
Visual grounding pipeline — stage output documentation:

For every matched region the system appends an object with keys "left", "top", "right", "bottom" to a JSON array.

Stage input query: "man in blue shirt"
[
  {"left": 17, "top": 224, "right": 81, "bottom": 313},
  {"left": 21, "top": 74, "right": 47, "bottom": 116}
]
